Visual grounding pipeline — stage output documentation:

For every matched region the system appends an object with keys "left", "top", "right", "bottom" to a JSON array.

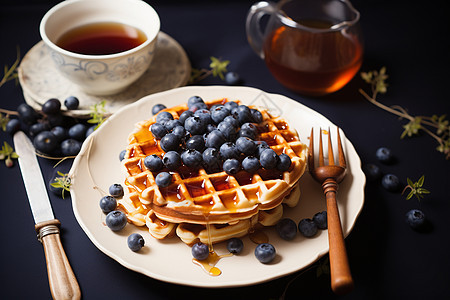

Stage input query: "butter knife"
[{"left": 14, "top": 131, "right": 81, "bottom": 300}]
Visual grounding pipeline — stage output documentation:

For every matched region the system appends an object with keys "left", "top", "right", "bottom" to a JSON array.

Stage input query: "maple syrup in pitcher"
[
  {"left": 56, "top": 22, "right": 147, "bottom": 55},
  {"left": 246, "top": 0, "right": 364, "bottom": 96}
]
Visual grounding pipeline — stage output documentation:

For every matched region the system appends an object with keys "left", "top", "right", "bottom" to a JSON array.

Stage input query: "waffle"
[
  {"left": 120, "top": 97, "right": 307, "bottom": 244},
  {"left": 119, "top": 181, "right": 301, "bottom": 245}
]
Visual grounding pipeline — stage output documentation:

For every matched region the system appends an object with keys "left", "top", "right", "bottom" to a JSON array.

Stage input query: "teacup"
[
  {"left": 40, "top": 0, "right": 160, "bottom": 96},
  {"left": 246, "top": 0, "right": 363, "bottom": 96}
]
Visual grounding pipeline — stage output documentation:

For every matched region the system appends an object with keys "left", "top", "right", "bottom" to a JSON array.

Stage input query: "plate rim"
[{"left": 70, "top": 85, "right": 365, "bottom": 288}]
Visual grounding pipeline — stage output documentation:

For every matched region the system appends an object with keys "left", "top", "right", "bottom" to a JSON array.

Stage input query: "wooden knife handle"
[{"left": 36, "top": 220, "right": 81, "bottom": 300}]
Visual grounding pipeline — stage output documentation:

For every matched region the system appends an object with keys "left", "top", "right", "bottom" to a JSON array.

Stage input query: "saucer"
[{"left": 18, "top": 32, "right": 191, "bottom": 117}]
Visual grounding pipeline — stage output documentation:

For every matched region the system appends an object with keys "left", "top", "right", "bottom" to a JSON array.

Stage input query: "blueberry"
[
  {"left": 363, "top": 163, "right": 382, "bottom": 181},
  {"left": 189, "top": 102, "right": 208, "bottom": 112},
  {"left": 155, "top": 172, "right": 172, "bottom": 188},
  {"left": 105, "top": 210, "right": 127, "bottom": 231},
  {"left": 17, "top": 103, "right": 38, "bottom": 125},
  {"left": 99, "top": 195, "right": 117, "bottom": 214},
  {"left": 150, "top": 123, "right": 168, "bottom": 140},
  {"left": 277, "top": 153, "right": 291, "bottom": 171},
  {"left": 68, "top": 123, "right": 87, "bottom": 141},
  {"left": 220, "top": 142, "right": 240, "bottom": 160},
  {"left": 405, "top": 209, "right": 426, "bottom": 230},
  {"left": 33, "top": 131, "right": 58, "bottom": 154},
  {"left": 234, "top": 105, "right": 253, "bottom": 125},
  {"left": 61, "top": 139, "right": 82, "bottom": 156},
  {"left": 381, "top": 174, "right": 401, "bottom": 192},
  {"left": 217, "top": 121, "right": 237, "bottom": 141},
  {"left": 187, "top": 96, "right": 205, "bottom": 109},
  {"left": 171, "top": 125, "right": 186, "bottom": 140},
  {"left": 64, "top": 96, "right": 79, "bottom": 110},
  {"left": 242, "top": 156, "right": 260, "bottom": 173},
  {"left": 227, "top": 238, "right": 244, "bottom": 254},
  {"left": 251, "top": 108, "right": 263, "bottom": 123},
  {"left": 85, "top": 125, "right": 96, "bottom": 138},
  {"left": 5, "top": 118, "right": 21, "bottom": 135},
  {"left": 202, "top": 148, "right": 222, "bottom": 172},
  {"left": 181, "top": 149, "right": 203, "bottom": 168},
  {"left": 51, "top": 126, "right": 68, "bottom": 142},
  {"left": 254, "top": 243, "right": 276, "bottom": 263},
  {"left": 194, "top": 109, "right": 212, "bottom": 125},
  {"left": 152, "top": 103, "right": 167, "bottom": 115},
  {"left": 144, "top": 154, "right": 163, "bottom": 172},
  {"left": 259, "top": 148, "right": 279, "bottom": 169},
  {"left": 163, "top": 151, "right": 182, "bottom": 171},
  {"left": 225, "top": 71, "right": 240, "bottom": 85},
  {"left": 119, "top": 150, "right": 126, "bottom": 161},
  {"left": 211, "top": 105, "right": 231, "bottom": 124},
  {"left": 160, "top": 133, "right": 180, "bottom": 152},
  {"left": 276, "top": 218, "right": 297, "bottom": 240},
  {"left": 255, "top": 141, "right": 270, "bottom": 158},
  {"left": 186, "top": 135, "right": 205, "bottom": 152},
  {"left": 376, "top": 147, "right": 393, "bottom": 164},
  {"left": 29, "top": 122, "right": 50, "bottom": 137},
  {"left": 206, "top": 123, "right": 217, "bottom": 133},
  {"left": 223, "top": 158, "right": 240, "bottom": 175},
  {"left": 191, "top": 242, "right": 209, "bottom": 260},
  {"left": 184, "top": 116, "right": 206, "bottom": 135},
  {"left": 205, "top": 130, "right": 226, "bottom": 149},
  {"left": 224, "top": 101, "right": 239, "bottom": 112},
  {"left": 239, "top": 123, "right": 258, "bottom": 140},
  {"left": 164, "top": 119, "right": 183, "bottom": 132},
  {"left": 109, "top": 183, "right": 124, "bottom": 198},
  {"left": 42, "top": 98, "right": 61, "bottom": 115},
  {"left": 236, "top": 136, "right": 256, "bottom": 156},
  {"left": 298, "top": 218, "right": 318, "bottom": 237},
  {"left": 222, "top": 115, "right": 239, "bottom": 128},
  {"left": 47, "top": 113, "right": 66, "bottom": 127},
  {"left": 313, "top": 211, "right": 327, "bottom": 229},
  {"left": 127, "top": 233, "right": 145, "bottom": 251},
  {"left": 179, "top": 110, "right": 194, "bottom": 124},
  {"left": 156, "top": 111, "right": 174, "bottom": 123}
]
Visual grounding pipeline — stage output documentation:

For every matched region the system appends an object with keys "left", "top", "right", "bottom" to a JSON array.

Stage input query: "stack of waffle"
[{"left": 119, "top": 98, "right": 307, "bottom": 245}]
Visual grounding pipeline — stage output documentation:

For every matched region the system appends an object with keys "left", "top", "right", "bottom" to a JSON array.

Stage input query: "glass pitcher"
[{"left": 246, "top": 0, "right": 363, "bottom": 96}]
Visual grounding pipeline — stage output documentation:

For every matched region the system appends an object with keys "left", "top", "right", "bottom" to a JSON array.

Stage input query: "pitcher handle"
[{"left": 245, "top": 1, "right": 276, "bottom": 59}]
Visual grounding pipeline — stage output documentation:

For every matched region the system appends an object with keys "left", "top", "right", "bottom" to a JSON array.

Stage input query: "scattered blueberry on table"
[{"left": 105, "top": 210, "right": 127, "bottom": 231}]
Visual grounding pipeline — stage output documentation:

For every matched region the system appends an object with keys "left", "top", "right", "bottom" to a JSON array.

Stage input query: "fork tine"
[
  {"left": 318, "top": 128, "right": 325, "bottom": 167},
  {"left": 308, "top": 128, "right": 315, "bottom": 170},
  {"left": 337, "top": 127, "right": 346, "bottom": 168},
  {"left": 327, "top": 127, "right": 335, "bottom": 166}
]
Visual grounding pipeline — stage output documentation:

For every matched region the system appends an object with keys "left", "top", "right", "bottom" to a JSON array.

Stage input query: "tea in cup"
[
  {"left": 246, "top": 0, "right": 363, "bottom": 96},
  {"left": 40, "top": 0, "right": 160, "bottom": 95}
]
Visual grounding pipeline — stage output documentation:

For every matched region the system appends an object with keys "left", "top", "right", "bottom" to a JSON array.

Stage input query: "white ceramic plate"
[{"left": 70, "top": 86, "right": 365, "bottom": 287}]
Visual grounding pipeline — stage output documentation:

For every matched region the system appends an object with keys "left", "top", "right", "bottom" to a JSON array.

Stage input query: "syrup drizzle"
[{"left": 192, "top": 218, "right": 233, "bottom": 276}]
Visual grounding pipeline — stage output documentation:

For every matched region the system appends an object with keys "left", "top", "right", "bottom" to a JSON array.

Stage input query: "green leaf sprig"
[
  {"left": 0, "top": 141, "right": 19, "bottom": 167},
  {"left": 359, "top": 67, "right": 450, "bottom": 159},
  {"left": 402, "top": 175, "right": 430, "bottom": 201},
  {"left": 189, "top": 56, "right": 230, "bottom": 84},
  {"left": 87, "top": 100, "right": 109, "bottom": 130},
  {"left": 50, "top": 171, "right": 72, "bottom": 199},
  {"left": 0, "top": 47, "right": 20, "bottom": 88}
]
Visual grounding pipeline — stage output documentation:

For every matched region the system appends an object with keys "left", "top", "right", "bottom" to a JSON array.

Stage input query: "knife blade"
[{"left": 14, "top": 131, "right": 81, "bottom": 300}]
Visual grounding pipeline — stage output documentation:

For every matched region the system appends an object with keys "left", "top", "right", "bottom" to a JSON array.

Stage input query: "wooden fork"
[{"left": 308, "top": 127, "right": 354, "bottom": 295}]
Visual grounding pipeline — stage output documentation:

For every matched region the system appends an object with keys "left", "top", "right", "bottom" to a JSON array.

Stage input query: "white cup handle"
[{"left": 245, "top": 1, "right": 277, "bottom": 59}]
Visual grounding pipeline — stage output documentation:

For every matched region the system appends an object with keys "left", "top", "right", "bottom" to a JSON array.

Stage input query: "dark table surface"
[{"left": 1, "top": 0, "right": 449, "bottom": 299}]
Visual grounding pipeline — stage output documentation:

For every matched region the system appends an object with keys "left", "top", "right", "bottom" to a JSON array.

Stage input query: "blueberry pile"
[
  {"left": 6, "top": 97, "right": 93, "bottom": 157},
  {"left": 147, "top": 96, "right": 291, "bottom": 188}
]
